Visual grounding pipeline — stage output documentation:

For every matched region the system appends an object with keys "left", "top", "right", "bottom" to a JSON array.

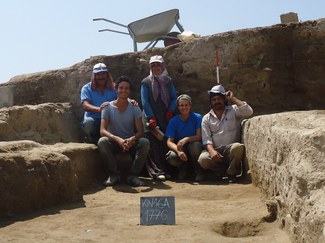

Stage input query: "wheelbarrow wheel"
[{"left": 164, "top": 31, "right": 181, "bottom": 47}]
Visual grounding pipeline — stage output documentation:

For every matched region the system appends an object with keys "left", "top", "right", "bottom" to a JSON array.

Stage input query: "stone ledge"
[
  {"left": 0, "top": 141, "right": 104, "bottom": 218},
  {"left": 243, "top": 110, "right": 325, "bottom": 243}
]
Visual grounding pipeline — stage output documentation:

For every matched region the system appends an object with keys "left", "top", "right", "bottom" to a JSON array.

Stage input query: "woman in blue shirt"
[{"left": 165, "top": 94, "right": 205, "bottom": 182}]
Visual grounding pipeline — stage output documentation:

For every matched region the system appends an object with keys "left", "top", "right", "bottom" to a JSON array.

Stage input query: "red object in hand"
[
  {"left": 166, "top": 111, "right": 173, "bottom": 121},
  {"left": 148, "top": 117, "right": 157, "bottom": 129}
]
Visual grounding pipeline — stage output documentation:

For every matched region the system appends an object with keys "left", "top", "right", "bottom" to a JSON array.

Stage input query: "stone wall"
[
  {"left": 4, "top": 18, "right": 325, "bottom": 121},
  {"left": 0, "top": 140, "right": 104, "bottom": 217},
  {"left": 0, "top": 103, "right": 82, "bottom": 143},
  {"left": 243, "top": 110, "right": 325, "bottom": 243}
]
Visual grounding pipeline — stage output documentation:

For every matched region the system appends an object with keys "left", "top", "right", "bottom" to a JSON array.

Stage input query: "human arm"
[
  {"left": 140, "top": 82, "right": 154, "bottom": 119},
  {"left": 82, "top": 100, "right": 109, "bottom": 113},
  {"left": 167, "top": 138, "right": 188, "bottom": 161},
  {"left": 167, "top": 81, "right": 177, "bottom": 113},
  {"left": 99, "top": 117, "right": 127, "bottom": 150},
  {"left": 80, "top": 83, "right": 111, "bottom": 114},
  {"left": 205, "top": 144, "right": 223, "bottom": 162},
  {"left": 177, "top": 113, "right": 202, "bottom": 150},
  {"left": 177, "top": 128, "right": 202, "bottom": 151},
  {"left": 225, "top": 91, "right": 245, "bottom": 107},
  {"left": 201, "top": 113, "right": 223, "bottom": 162},
  {"left": 225, "top": 90, "right": 253, "bottom": 117},
  {"left": 123, "top": 117, "right": 145, "bottom": 151}
]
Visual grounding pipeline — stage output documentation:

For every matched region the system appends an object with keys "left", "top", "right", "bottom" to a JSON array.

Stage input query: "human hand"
[
  {"left": 148, "top": 117, "right": 157, "bottom": 129},
  {"left": 115, "top": 137, "right": 129, "bottom": 151},
  {"left": 166, "top": 111, "right": 173, "bottom": 121},
  {"left": 225, "top": 91, "right": 233, "bottom": 102},
  {"left": 100, "top": 101, "right": 110, "bottom": 111},
  {"left": 124, "top": 137, "right": 135, "bottom": 150},
  {"left": 210, "top": 149, "right": 223, "bottom": 162},
  {"left": 128, "top": 98, "right": 138, "bottom": 106},
  {"left": 177, "top": 138, "right": 188, "bottom": 150},
  {"left": 178, "top": 151, "right": 188, "bottom": 161}
]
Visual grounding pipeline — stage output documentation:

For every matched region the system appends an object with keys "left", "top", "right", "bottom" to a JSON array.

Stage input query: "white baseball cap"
[
  {"left": 149, "top": 55, "right": 164, "bottom": 64},
  {"left": 208, "top": 85, "right": 225, "bottom": 96},
  {"left": 93, "top": 63, "right": 108, "bottom": 74}
]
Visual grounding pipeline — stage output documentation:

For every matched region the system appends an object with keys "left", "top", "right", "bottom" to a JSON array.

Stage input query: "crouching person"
[
  {"left": 198, "top": 85, "right": 253, "bottom": 183},
  {"left": 165, "top": 94, "right": 205, "bottom": 182},
  {"left": 98, "top": 76, "right": 150, "bottom": 187}
]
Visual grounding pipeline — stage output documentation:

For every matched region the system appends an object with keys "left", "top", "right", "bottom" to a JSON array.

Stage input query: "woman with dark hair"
[{"left": 141, "top": 55, "right": 177, "bottom": 181}]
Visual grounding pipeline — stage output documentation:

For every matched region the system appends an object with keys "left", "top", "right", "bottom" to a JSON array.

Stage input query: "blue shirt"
[
  {"left": 165, "top": 112, "right": 202, "bottom": 143},
  {"left": 140, "top": 78, "right": 177, "bottom": 119},
  {"left": 80, "top": 82, "right": 117, "bottom": 119},
  {"left": 102, "top": 101, "right": 142, "bottom": 139}
]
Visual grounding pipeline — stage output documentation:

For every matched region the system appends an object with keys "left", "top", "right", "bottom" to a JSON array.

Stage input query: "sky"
[{"left": 1, "top": 1, "right": 324, "bottom": 83}]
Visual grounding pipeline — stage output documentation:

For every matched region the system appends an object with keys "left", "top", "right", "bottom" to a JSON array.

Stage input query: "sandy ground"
[{"left": 0, "top": 177, "right": 291, "bottom": 243}]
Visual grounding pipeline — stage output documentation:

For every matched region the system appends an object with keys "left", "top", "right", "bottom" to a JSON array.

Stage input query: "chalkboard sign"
[{"left": 140, "top": 196, "right": 175, "bottom": 225}]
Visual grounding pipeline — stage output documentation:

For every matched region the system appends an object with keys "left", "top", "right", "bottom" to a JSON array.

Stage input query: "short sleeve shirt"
[
  {"left": 165, "top": 112, "right": 202, "bottom": 143},
  {"left": 81, "top": 82, "right": 117, "bottom": 119},
  {"left": 101, "top": 101, "right": 142, "bottom": 139}
]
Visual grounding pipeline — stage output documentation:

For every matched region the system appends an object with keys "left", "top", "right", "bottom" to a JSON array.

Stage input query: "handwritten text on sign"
[{"left": 140, "top": 196, "right": 175, "bottom": 225}]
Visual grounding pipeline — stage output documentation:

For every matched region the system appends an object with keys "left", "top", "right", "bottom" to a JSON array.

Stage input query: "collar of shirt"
[{"left": 208, "top": 106, "right": 231, "bottom": 121}]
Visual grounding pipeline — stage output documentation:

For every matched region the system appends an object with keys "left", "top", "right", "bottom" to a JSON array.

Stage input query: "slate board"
[{"left": 140, "top": 196, "right": 175, "bottom": 225}]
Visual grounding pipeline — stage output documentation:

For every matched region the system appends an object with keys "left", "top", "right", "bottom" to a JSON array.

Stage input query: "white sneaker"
[{"left": 156, "top": 175, "right": 166, "bottom": 181}]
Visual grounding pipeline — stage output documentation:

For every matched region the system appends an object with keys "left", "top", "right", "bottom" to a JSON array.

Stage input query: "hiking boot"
[
  {"left": 228, "top": 175, "right": 237, "bottom": 184},
  {"left": 127, "top": 176, "right": 145, "bottom": 187},
  {"left": 102, "top": 175, "right": 120, "bottom": 187}
]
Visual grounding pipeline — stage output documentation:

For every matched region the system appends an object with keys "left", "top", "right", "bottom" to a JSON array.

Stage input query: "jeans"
[
  {"left": 166, "top": 141, "right": 203, "bottom": 173},
  {"left": 97, "top": 136, "right": 150, "bottom": 176},
  {"left": 82, "top": 117, "right": 100, "bottom": 144},
  {"left": 198, "top": 142, "right": 245, "bottom": 176}
]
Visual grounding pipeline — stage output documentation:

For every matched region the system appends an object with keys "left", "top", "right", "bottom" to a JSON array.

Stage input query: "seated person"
[
  {"left": 165, "top": 94, "right": 205, "bottom": 182},
  {"left": 80, "top": 63, "right": 116, "bottom": 144},
  {"left": 80, "top": 63, "right": 137, "bottom": 144},
  {"left": 198, "top": 85, "right": 253, "bottom": 183},
  {"left": 97, "top": 76, "right": 150, "bottom": 187}
]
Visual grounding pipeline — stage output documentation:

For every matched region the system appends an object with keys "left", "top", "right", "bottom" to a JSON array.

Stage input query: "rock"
[{"left": 243, "top": 110, "right": 325, "bottom": 242}]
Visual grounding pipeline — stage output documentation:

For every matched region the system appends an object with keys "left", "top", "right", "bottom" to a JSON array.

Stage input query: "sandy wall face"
[{"left": 243, "top": 110, "right": 325, "bottom": 242}]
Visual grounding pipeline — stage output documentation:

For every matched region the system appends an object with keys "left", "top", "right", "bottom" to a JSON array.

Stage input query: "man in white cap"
[
  {"left": 80, "top": 63, "right": 116, "bottom": 144},
  {"left": 198, "top": 85, "right": 253, "bottom": 183},
  {"left": 81, "top": 63, "right": 137, "bottom": 144}
]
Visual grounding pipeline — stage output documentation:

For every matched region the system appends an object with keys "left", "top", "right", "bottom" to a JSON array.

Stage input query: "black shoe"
[
  {"left": 127, "top": 176, "right": 145, "bottom": 187},
  {"left": 228, "top": 175, "right": 237, "bottom": 184},
  {"left": 177, "top": 166, "right": 188, "bottom": 180},
  {"left": 102, "top": 175, "right": 120, "bottom": 187},
  {"left": 195, "top": 171, "right": 206, "bottom": 182}
]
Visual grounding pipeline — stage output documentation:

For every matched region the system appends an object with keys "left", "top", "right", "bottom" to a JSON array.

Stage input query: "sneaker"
[
  {"left": 102, "top": 175, "right": 120, "bottom": 187},
  {"left": 127, "top": 176, "right": 145, "bottom": 187},
  {"left": 228, "top": 175, "right": 237, "bottom": 184},
  {"left": 156, "top": 174, "right": 166, "bottom": 181}
]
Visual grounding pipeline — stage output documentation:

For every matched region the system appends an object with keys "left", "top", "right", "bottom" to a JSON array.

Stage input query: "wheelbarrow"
[{"left": 93, "top": 9, "right": 185, "bottom": 52}]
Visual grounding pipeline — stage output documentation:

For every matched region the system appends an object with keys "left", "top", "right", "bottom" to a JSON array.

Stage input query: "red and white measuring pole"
[{"left": 215, "top": 49, "right": 220, "bottom": 84}]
